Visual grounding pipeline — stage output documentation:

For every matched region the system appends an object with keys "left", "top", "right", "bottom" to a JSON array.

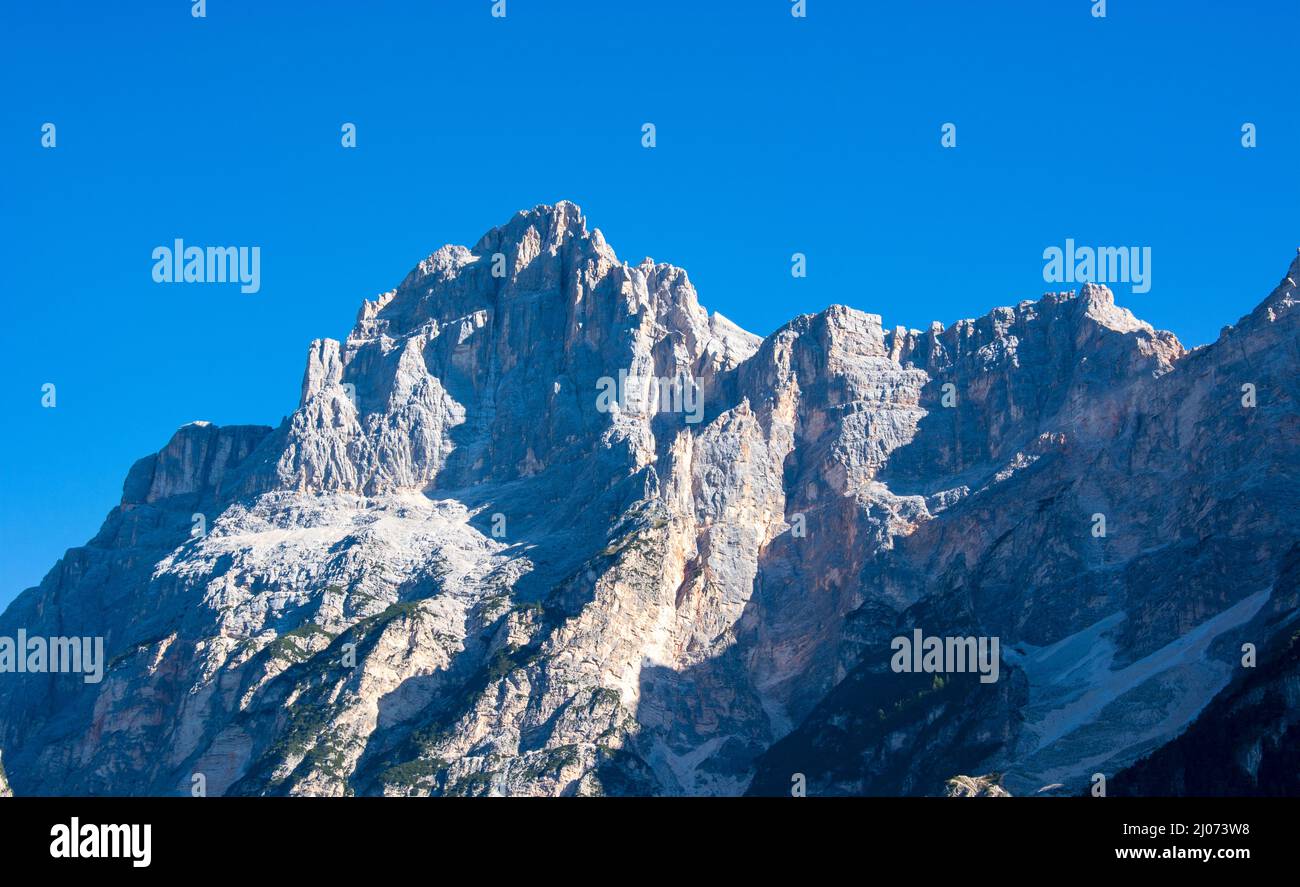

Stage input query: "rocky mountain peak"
[
  {"left": 471, "top": 200, "right": 594, "bottom": 257},
  {"left": 268, "top": 203, "right": 755, "bottom": 497},
  {"left": 1258, "top": 249, "right": 1300, "bottom": 319},
  {"left": 2, "top": 208, "right": 1295, "bottom": 800}
]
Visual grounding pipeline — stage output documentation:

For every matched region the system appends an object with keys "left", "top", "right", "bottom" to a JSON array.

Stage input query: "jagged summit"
[
  {"left": 471, "top": 199, "right": 592, "bottom": 253},
  {"left": 1252, "top": 249, "right": 1300, "bottom": 321},
  {"left": 2, "top": 208, "right": 1296, "bottom": 798}
]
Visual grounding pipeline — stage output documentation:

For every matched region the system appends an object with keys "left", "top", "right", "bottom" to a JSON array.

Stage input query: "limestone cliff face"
[
  {"left": 751, "top": 252, "right": 1300, "bottom": 796},
  {"left": 0, "top": 204, "right": 1295, "bottom": 797}
]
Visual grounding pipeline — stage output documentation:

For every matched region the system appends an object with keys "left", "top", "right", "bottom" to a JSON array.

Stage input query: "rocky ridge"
[{"left": 1, "top": 204, "right": 1296, "bottom": 797}]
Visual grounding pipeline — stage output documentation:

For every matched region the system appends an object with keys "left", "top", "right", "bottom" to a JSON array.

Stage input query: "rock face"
[
  {"left": 0, "top": 203, "right": 1296, "bottom": 797},
  {"left": 945, "top": 774, "right": 1011, "bottom": 797},
  {"left": 1109, "top": 606, "right": 1300, "bottom": 796}
]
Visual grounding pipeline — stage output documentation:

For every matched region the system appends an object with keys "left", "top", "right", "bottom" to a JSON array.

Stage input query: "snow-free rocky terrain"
[{"left": 1, "top": 203, "right": 1296, "bottom": 796}]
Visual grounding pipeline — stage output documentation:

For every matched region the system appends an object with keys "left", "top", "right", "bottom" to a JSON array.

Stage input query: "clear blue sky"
[{"left": 2, "top": 0, "right": 1296, "bottom": 607}]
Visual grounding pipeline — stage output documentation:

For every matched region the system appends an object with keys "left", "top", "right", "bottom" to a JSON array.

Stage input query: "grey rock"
[{"left": 1, "top": 204, "right": 1296, "bottom": 797}]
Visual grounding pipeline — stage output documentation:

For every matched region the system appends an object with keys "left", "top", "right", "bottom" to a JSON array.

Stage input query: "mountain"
[
  {"left": 1108, "top": 609, "right": 1300, "bottom": 796},
  {"left": 1, "top": 203, "right": 1296, "bottom": 797}
]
